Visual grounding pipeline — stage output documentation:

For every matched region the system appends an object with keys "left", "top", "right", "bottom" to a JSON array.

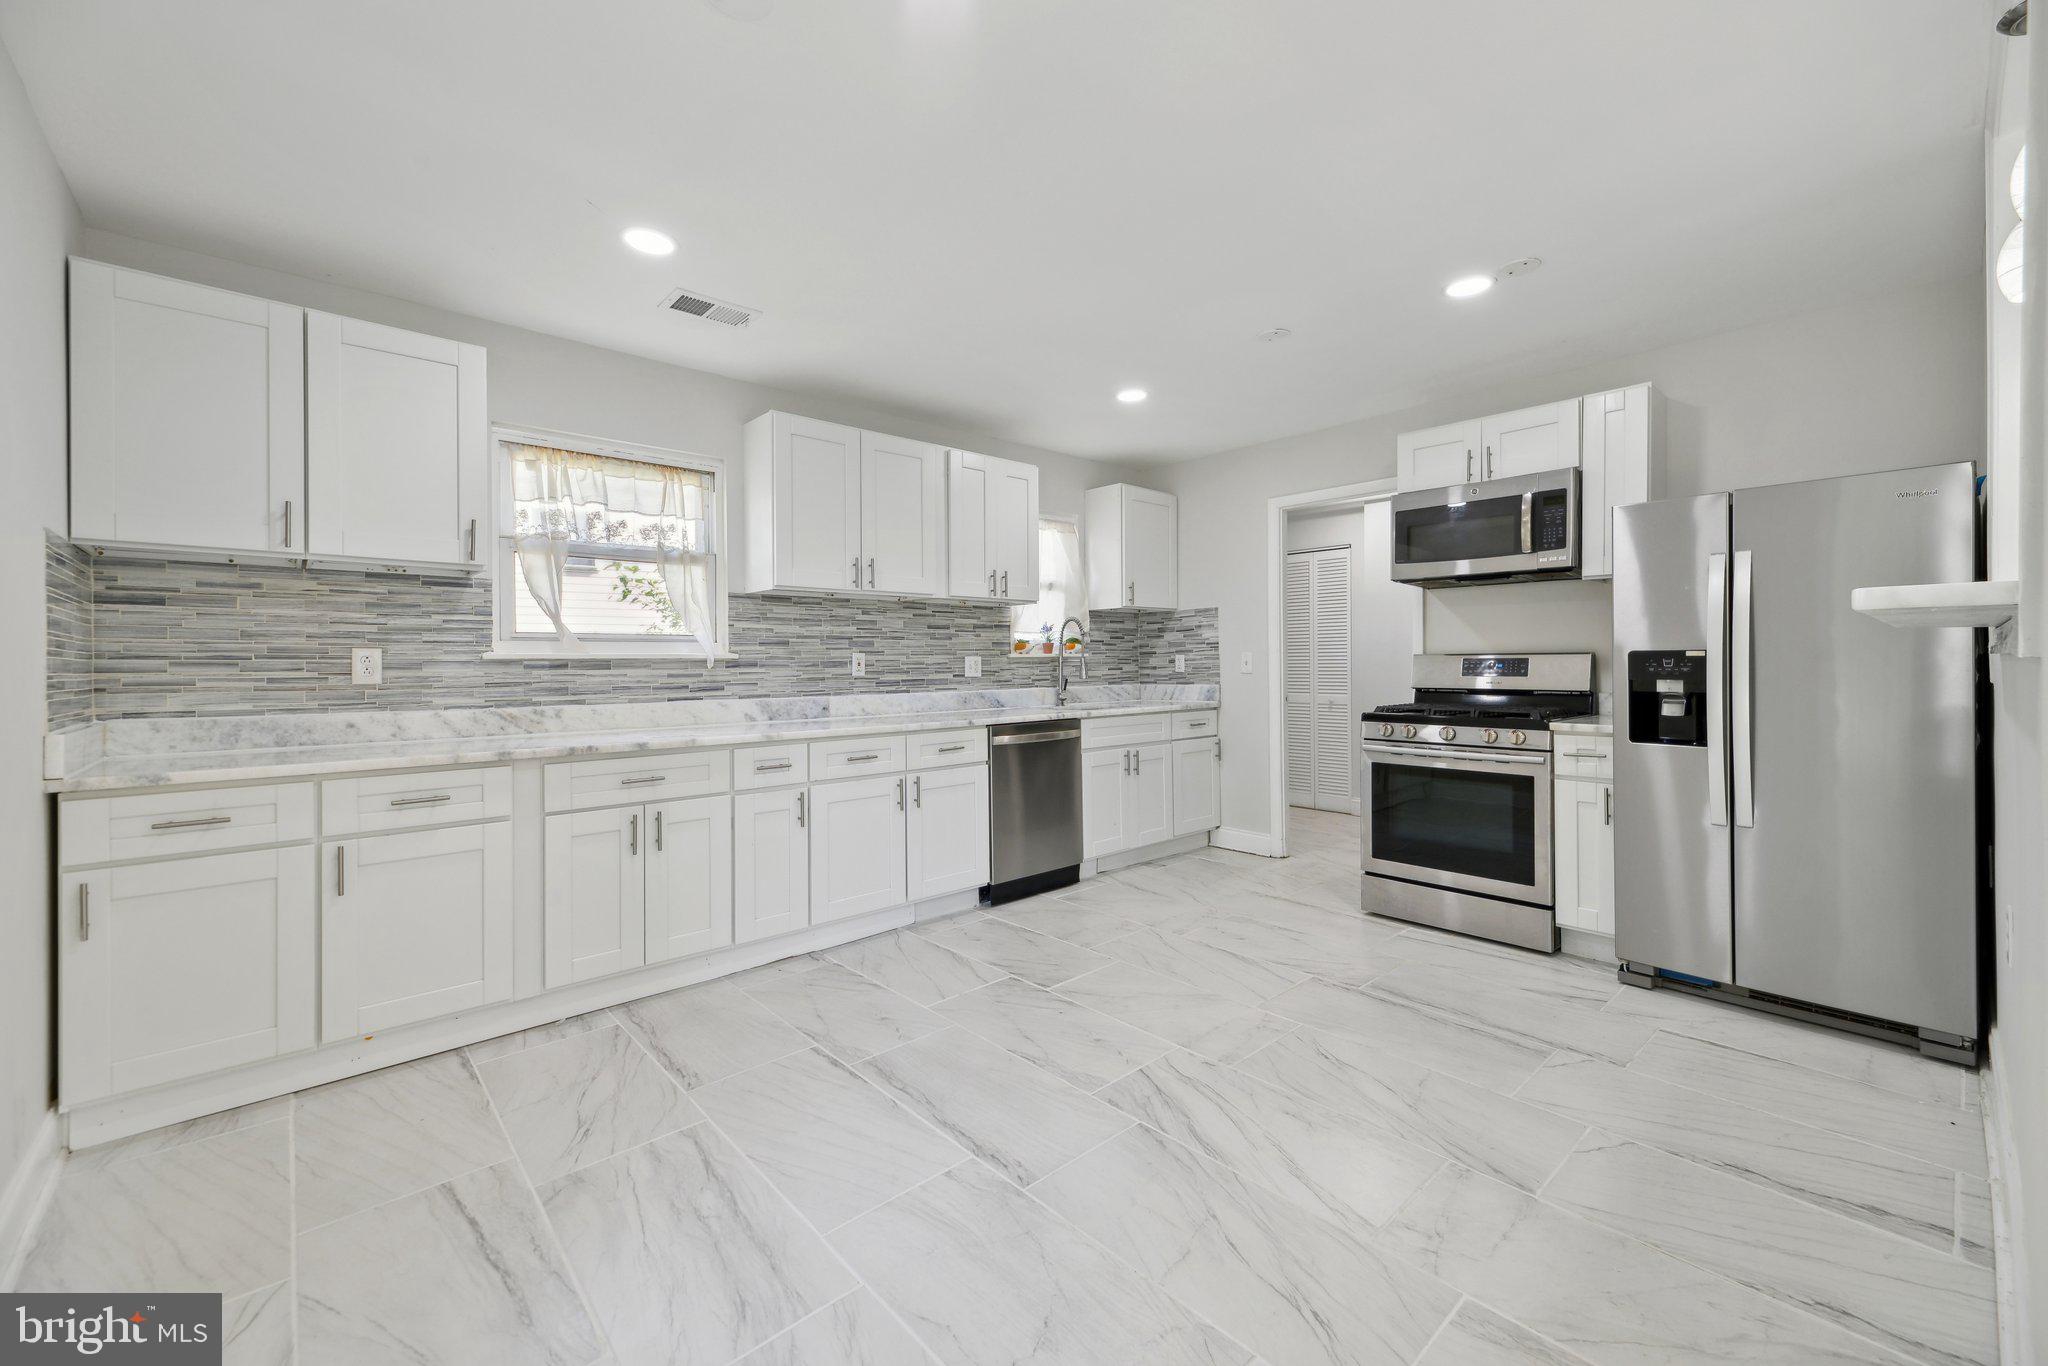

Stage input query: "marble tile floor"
[{"left": 14, "top": 805, "right": 1996, "bottom": 1365}]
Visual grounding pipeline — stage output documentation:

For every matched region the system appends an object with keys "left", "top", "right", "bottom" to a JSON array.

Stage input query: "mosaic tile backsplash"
[{"left": 46, "top": 535, "right": 1220, "bottom": 722}]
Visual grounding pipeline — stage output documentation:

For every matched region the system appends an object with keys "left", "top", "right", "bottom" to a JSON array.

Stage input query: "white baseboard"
[
  {"left": 1984, "top": 1026, "right": 2028, "bottom": 1365},
  {"left": 0, "top": 1108, "right": 61, "bottom": 1289},
  {"left": 1210, "top": 826, "right": 1278, "bottom": 857}
]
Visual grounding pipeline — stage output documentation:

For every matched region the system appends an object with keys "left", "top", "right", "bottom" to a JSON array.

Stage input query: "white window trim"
[{"left": 484, "top": 424, "right": 734, "bottom": 662}]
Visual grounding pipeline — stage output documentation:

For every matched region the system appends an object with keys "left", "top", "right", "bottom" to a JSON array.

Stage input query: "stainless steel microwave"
[{"left": 1389, "top": 468, "right": 1580, "bottom": 587}]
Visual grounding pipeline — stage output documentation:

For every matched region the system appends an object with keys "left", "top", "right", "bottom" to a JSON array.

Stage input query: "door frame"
[{"left": 1263, "top": 478, "right": 1413, "bottom": 858}]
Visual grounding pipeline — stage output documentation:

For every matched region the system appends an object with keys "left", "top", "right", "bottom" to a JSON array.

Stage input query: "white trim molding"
[{"left": 1209, "top": 826, "right": 1280, "bottom": 857}]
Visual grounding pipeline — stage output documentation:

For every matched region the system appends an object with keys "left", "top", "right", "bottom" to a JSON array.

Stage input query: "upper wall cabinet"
[
  {"left": 1084, "top": 483, "right": 1177, "bottom": 610},
  {"left": 306, "top": 312, "right": 488, "bottom": 570},
  {"left": 69, "top": 259, "right": 306, "bottom": 559},
  {"left": 947, "top": 450, "right": 1039, "bottom": 602},
  {"left": 1395, "top": 400, "right": 1581, "bottom": 491},
  {"left": 1578, "top": 383, "right": 1658, "bottom": 580},
  {"left": 740, "top": 411, "right": 947, "bottom": 596}
]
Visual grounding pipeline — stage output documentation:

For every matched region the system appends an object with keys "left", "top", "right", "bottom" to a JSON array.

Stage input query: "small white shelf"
[{"left": 1849, "top": 580, "right": 2018, "bottom": 630}]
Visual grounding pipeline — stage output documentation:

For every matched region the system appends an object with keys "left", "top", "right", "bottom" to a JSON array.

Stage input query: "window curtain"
[
  {"left": 508, "top": 443, "right": 719, "bottom": 657},
  {"left": 1014, "top": 518, "right": 1086, "bottom": 643}
]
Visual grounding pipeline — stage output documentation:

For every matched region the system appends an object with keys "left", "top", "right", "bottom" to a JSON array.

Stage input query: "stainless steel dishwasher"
[{"left": 986, "top": 720, "right": 1083, "bottom": 903}]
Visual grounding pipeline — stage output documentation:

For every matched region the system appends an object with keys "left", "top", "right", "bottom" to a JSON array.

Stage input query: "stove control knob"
[
  {"left": 1483, "top": 729, "right": 1499, "bottom": 744},
  {"left": 1402, "top": 725, "right": 1417, "bottom": 740},
  {"left": 1509, "top": 730, "right": 1527, "bottom": 746},
  {"left": 1438, "top": 726, "right": 1456, "bottom": 741},
  {"left": 1378, "top": 724, "right": 1394, "bottom": 738}
]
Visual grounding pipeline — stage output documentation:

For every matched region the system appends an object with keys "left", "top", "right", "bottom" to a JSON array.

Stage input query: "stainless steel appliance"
[
  {"left": 1359, "top": 653, "right": 1597, "bottom": 951},
  {"left": 1390, "top": 468, "right": 1580, "bottom": 586},
  {"left": 987, "top": 720, "right": 1083, "bottom": 904},
  {"left": 1613, "top": 462, "right": 1982, "bottom": 1060}
]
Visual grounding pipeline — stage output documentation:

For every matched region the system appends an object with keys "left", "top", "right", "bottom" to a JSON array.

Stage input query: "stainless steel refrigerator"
[{"left": 1612, "top": 462, "right": 1981, "bottom": 1058}]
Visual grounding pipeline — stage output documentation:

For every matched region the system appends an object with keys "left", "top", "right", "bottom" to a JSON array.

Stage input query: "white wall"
[
  {"left": 74, "top": 230, "right": 1126, "bottom": 535},
  {"left": 0, "top": 35, "right": 77, "bottom": 1258},
  {"left": 1133, "top": 274, "right": 1986, "bottom": 844},
  {"left": 1283, "top": 503, "right": 1415, "bottom": 740}
]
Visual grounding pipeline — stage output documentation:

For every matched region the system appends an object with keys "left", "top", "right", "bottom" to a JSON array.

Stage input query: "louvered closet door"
[
  {"left": 1311, "top": 549, "right": 1356, "bottom": 811},
  {"left": 1283, "top": 554, "right": 1316, "bottom": 808}
]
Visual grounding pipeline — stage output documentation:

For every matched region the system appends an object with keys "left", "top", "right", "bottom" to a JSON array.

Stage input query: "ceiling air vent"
[{"left": 660, "top": 287, "right": 758, "bottom": 328}]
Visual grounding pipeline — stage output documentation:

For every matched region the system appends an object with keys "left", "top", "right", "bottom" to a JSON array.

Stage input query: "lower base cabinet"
[
  {"left": 810, "top": 773, "right": 909, "bottom": 924},
  {"left": 1083, "top": 742, "right": 1174, "bottom": 859},
  {"left": 60, "top": 846, "right": 317, "bottom": 1104},
  {"left": 646, "top": 795, "right": 735, "bottom": 962},
  {"left": 1171, "top": 737, "right": 1221, "bottom": 837},
  {"left": 907, "top": 763, "right": 991, "bottom": 899},
  {"left": 1553, "top": 777, "right": 1614, "bottom": 935},
  {"left": 544, "top": 797, "right": 734, "bottom": 988},
  {"left": 735, "top": 787, "right": 809, "bottom": 944},
  {"left": 322, "top": 822, "right": 513, "bottom": 1041}
]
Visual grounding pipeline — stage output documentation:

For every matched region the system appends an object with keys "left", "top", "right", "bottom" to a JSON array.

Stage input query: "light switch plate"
[
  {"left": 1173, "top": 654, "right": 1186, "bottom": 674},
  {"left": 964, "top": 655, "right": 981, "bottom": 677},
  {"left": 351, "top": 647, "right": 383, "bottom": 685},
  {"left": 850, "top": 651, "right": 867, "bottom": 677},
  {"left": 1238, "top": 651, "right": 1254, "bottom": 674}
]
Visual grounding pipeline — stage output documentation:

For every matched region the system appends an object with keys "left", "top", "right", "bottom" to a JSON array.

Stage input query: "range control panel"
[{"left": 1461, "top": 657, "right": 1529, "bottom": 678}]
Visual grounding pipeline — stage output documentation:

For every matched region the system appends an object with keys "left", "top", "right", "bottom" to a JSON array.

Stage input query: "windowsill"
[{"left": 485, "top": 639, "right": 738, "bottom": 662}]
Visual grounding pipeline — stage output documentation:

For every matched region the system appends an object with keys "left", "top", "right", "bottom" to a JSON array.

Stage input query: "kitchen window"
[
  {"left": 488, "top": 429, "right": 729, "bottom": 660},
  {"left": 1012, "top": 517, "right": 1086, "bottom": 649}
]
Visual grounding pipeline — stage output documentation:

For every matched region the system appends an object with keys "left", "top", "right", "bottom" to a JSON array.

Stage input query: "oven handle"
[{"left": 1360, "top": 742, "right": 1550, "bottom": 769}]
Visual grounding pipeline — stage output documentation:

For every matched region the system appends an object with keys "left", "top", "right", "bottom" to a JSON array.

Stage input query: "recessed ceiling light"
[
  {"left": 622, "top": 227, "right": 677, "bottom": 257},
  {"left": 1444, "top": 274, "right": 1495, "bottom": 300},
  {"left": 1117, "top": 388, "right": 1148, "bottom": 404}
]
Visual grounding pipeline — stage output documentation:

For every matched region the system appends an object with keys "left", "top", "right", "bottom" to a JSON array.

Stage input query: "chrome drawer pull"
[
  {"left": 620, "top": 775, "right": 668, "bottom": 786},
  {"left": 336, "top": 846, "right": 346, "bottom": 896},
  {"left": 1184, "top": 721, "right": 1209, "bottom": 729},
  {"left": 78, "top": 883, "right": 90, "bottom": 941},
  {"left": 150, "top": 815, "right": 232, "bottom": 830},
  {"left": 389, "top": 794, "right": 452, "bottom": 808},
  {"left": 846, "top": 753, "right": 882, "bottom": 763},
  {"left": 754, "top": 760, "right": 793, "bottom": 772},
  {"left": 629, "top": 813, "right": 639, "bottom": 855},
  {"left": 1564, "top": 748, "right": 1607, "bottom": 758},
  {"left": 913, "top": 775, "right": 922, "bottom": 807},
  {"left": 796, "top": 792, "right": 807, "bottom": 828},
  {"left": 935, "top": 744, "right": 967, "bottom": 753},
  {"left": 655, "top": 811, "right": 664, "bottom": 851}
]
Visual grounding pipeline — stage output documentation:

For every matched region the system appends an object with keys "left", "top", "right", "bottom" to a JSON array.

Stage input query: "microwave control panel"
[{"left": 1532, "top": 488, "right": 1571, "bottom": 557}]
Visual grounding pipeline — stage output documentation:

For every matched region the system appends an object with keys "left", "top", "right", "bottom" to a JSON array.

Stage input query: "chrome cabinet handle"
[
  {"left": 895, "top": 777, "right": 905, "bottom": 809},
  {"left": 467, "top": 518, "right": 478, "bottom": 561},
  {"left": 336, "top": 846, "right": 346, "bottom": 897},
  {"left": 796, "top": 792, "right": 807, "bottom": 828},
  {"left": 754, "top": 760, "right": 792, "bottom": 772},
  {"left": 621, "top": 775, "right": 667, "bottom": 786},
  {"left": 1127, "top": 581, "right": 1135, "bottom": 606},
  {"left": 629, "top": 813, "right": 639, "bottom": 856},
  {"left": 655, "top": 811, "right": 664, "bottom": 851},
  {"left": 868, "top": 557, "right": 876, "bottom": 588},
  {"left": 936, "top": 743, "right": 967, "bottom": 753},
  {"left": 846, "top": 753, "right": 881, "bottom": 764},
  {"left": 78, "top": 883, "right": 90, "bottom": 941},
  {"left": 1485, "top": 445, "right": 1494, "bottom": 478},
  {"left": 989, "top": 570, "right": 996, "bottom": 596},
  {"left": 150, "top": 814, "right": 231, "bottom": 830},
  {"left": 852, "top": 558, "right": 860, "bottom": 586},
  {"left": 913, "top": 775, "right": 922, "bottom": 807},
  {"left": 1465, "top": 449, "right": 1474, "bottom": 482},
  {"left": 1000, "top": 570, "right": 1008, "bottom": 595},
  {"left": 1123, "top": 749, "right": 1131, "bottom": 775},
  {"left": 1602, "top": 786, "right": 1613, "bottom": 826},
  {"left": 283, "top": 500, "right": 293, "bottom": 548},
  {"left": 1133, "top": 749, "right": 1141, "bottom": 775},
  {"left": 389, "top": 793, "right": 452, "bottom": 807},
  {"left": 1185, "top": 720, "right": 1208, "bottom": 729}
]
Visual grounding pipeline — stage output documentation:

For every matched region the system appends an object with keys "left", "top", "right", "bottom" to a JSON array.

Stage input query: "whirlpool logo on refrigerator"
[
  {"left": 1895, "top": 488, "right": 1940, "bottom": 498},
  {"left": 5, "top": 1294, "right": 219, "bottom": 1361}
]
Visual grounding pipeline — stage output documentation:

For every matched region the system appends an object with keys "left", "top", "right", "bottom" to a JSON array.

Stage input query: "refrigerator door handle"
[
  {"left": 1731, "top": 549, "right": 1755, "bottom": 828},
  {"left": 1706, "top": 552, "right": 1729, "bottom": 827}
]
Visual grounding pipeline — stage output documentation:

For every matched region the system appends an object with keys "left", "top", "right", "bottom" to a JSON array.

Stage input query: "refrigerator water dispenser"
[{"left": 1626, "top": 650, "right": 1708, "bottom": 746}]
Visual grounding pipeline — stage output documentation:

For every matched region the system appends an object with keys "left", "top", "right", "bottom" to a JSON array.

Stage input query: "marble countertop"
[
  {"left": 47, "top": 686, "right": 1220, "bottom": 795},
  {"left": 1550, "top": 714, "right": 1613, "bottom": 736}
]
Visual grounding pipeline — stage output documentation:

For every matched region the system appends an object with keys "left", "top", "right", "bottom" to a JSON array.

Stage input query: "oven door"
[
  {"left": 1390, "top": 469, "right": 1578, "bottom": 585},
  {"left": 1361, "top": 741, "right": 1552, "bottom": 905}
]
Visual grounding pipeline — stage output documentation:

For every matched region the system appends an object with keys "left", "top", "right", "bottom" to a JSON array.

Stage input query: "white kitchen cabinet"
[
  {"left": 1083, "top": 483, "right": 1177, "bottom": 610},
  {"left": 322, "top": 822, "right": 513, "bottom": 1041},
  {"left": 742, "top": 412, "right": 949, "bottom": 596},
  {"left": 68, "top": 259, "right": 305, "bottom": 559},
  {"left": 646, "top": 795, "right": 734, "bottom": 963},
  {"left": 947, "top": 450, "right": 1039, "bottom": 602},
  {"left": 1395, "top": 419, "right": 1481, "bottom": 491},
  {"left": 1552, "top": 776, "right": 1614, "bottom": 936},
  {"left": 810, "top": 773, "right": 909, "bottom": 924},
  {"left": 1479, "top": 401, "right": 1581, "bottom": 480},
  {"left": 1171, "top": 736, "right": 1222, "bottom": 838},
  {"left": 1082, "top": 746, "right": 1128, "bottom": 859},
  {"left": 735, "top": 787, "right": 810, "bottom": 943},
  {"left": 60, "top": 847, "right": 316, "bottom": 1104},
  {"left": 305, "top": 311, "right": 487, "bottom": 569},
  {"left": 861, "top": 431, "right": 946, "bottom": 595},
  {"left": 1082, "top": 742, "right": 1173, "bottom": 858},
  {"left": 543, "top": 806, "right": 646, "bottom": 988},
  {"left": 1126, "top": 742, "right": 1172, "bottom": 847},
  {"left": 1577, "top": 382, "right": 1659, "bottom": 580},
  {"left": 907, "top": 763, "right": 991, "bottom": 899}
]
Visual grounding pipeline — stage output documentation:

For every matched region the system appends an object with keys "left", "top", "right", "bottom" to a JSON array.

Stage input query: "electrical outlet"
[
  {"left": 964, "top": 655, "right": 982, "bottom": 677},
  {"left": 1238, "top": 651, "right": 1254, "bottom": 674},
  {"left": 350, "top": 647, "right": 383, "bottom": 685},
  {"left": 850, "top": 651, "right": 867, "bottom": 678},
  {"left": 1173, "top": 654, "right": 1186, "bottom": 674}
]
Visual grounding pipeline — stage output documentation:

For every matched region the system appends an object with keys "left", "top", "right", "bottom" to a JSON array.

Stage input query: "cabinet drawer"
[
  {"left": 544, "top": 750, "right": 732, "bottom": 813},
  {"left": 323, "top": 766, "right": 512, "bottom": 834},
  {"left": 1081, "top": 713, "right": 1170, "bottom": 749},
  {"left": 809, "top": 734, "right": 907, "bottom": 778},
  {"left": 908, "top": 728, "right": 986, "bottom": 769},
  {"left": 1553, "top": 736, "right": 1613, "bottom": 779},
  {"left": 1171, "top": 710, "right": 1219, "bottom": 739},
  {"left": 62, "top": 783, "right": 316, "bottom": 867},
  {"left": 733, "top": 743, "right": 810, "bottom": 791}
]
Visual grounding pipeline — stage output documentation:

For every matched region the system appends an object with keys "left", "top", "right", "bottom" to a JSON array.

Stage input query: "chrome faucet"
[{"left": 1054, "top": 616, "right": 1088, "bottom": 707}]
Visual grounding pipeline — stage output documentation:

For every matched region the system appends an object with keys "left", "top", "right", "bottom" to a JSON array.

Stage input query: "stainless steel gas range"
[{"left": 1359, "top": 653, "right": 1597, "bottom": 952}]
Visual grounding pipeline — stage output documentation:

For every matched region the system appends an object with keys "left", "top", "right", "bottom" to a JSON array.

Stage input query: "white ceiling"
[{"left": 0, "top": 0, "right": 1997, "bottom": 461}]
